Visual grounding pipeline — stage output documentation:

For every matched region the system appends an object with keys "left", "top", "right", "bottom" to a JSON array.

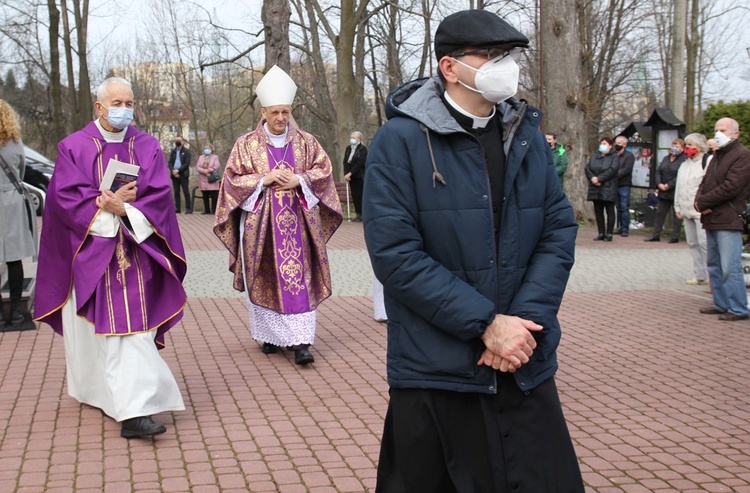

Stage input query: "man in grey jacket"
[{"left": 364, "top": 9, "right": 583, "bottom": 493}]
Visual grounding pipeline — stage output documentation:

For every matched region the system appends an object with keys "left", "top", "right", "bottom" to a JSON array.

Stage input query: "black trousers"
[
  {"left": 652, "top": 199, "right": 682, "bottom": 240},
  {"left": 172, "top": 174, "right": 191, "bottom": 212},
  {"left": 3, "top": 260, "right": 23, "bottom": 303},
  {"left": 351, "top": 177, "right": 364, "bottom": 216},
  {"left": 376, "top": 374, "right": 584, "bottom": 493},
  {"left": 593, "top": 200, "right": 615, "bottom": 236},
  {"left": 202, "top": 190, "right": 218, "bottom": 214}
]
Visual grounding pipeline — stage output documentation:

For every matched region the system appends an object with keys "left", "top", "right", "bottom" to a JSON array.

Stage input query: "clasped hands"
[
  {"left": 96, "top": 181, "right": 137, "bottom": 217},
  {"left": 477, "top": 314, "right": 542, "bottom": 373},
  {"left": 263, "top": 169, "right": 300, "bottom": 190}
]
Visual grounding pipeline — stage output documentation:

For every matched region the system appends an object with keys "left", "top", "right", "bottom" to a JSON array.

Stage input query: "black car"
[{"left": 23, "top": 146, "right": 54, "bottom": 215}]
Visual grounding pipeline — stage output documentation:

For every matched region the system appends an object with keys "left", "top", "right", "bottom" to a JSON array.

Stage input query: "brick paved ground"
[{"left": 1, "top": 216, "right": 749, "bottom": 492}]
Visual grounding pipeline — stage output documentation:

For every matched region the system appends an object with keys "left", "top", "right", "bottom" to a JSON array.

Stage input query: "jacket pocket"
[{"left": 389, "top": 318, "right": 479, "bottom": 378}]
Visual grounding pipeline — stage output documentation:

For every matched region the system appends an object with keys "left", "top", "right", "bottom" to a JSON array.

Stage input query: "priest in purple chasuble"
[
  {"left": 34, "top": 77, "right": 187, "bottom": 439},
  {"left": 214, "top": 65, "right": 342, "bottom": 366}
]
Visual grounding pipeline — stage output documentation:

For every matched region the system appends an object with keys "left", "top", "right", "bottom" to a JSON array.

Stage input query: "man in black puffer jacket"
[{"left": 363, "top": 9, "right": 583, "bottom": 493}]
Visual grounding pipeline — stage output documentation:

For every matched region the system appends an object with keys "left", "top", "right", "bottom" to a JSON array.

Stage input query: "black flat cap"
[{"left": 434, "top": 9, "right": 530, "bottom": 61}]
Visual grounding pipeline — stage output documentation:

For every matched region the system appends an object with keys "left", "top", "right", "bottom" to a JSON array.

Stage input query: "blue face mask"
[
  {"left": 599, "top": 144, "right": 610, "bottom": 154},
  {"left": 350, "top": 138, "right": 358, "bottom": 146},
  {"left": 204, "top": 149, "right": 212, "bottom": 155},
  {"left": 102, "top": 105, "right": 134, "bottom": 129}
]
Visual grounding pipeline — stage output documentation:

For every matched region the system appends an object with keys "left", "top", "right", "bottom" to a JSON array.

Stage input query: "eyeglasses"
[{"left": 451, "top": 47, "right": 523, "bottom": 62}]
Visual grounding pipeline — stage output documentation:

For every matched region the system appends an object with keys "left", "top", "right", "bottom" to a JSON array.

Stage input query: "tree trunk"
[
  {"left": 386, "top": 0, "right": 402, "bottom": 93},
  {"left": 46, "top": 0, "right": 65, "bottom": 144},
  {"left": 60, "top": 0, "right": 77, "bottom": 134},
  {"left": 354, "top": 13, "right": 367, "bottom": 131},
  {"left": 74, "top": 0, "right": 92, "bottom": 128},
  {"left": 366, "top": 17, "right": 383, "bottom": 127},
  {"left": 298, "top": 0, "right": 336, "bottom": 158},
  {"left": 542, "top": 0, "right": 589, "bottom": 221},
  {"left": 262, "top": 0, "right": 291, "bottom": 71},
  {"left": 685, "top": 0, "right": 699, "bottom": 129},
  {"left": 669, "top": 0, "right": 687, "bottom": 120},
  {"left": 335, "top": 1, "right": 357, "bottom": 181}
]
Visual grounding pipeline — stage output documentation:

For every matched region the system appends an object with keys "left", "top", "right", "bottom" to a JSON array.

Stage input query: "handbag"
[
  {"left": 0, "top": 152, "right": 35, "bottom": 233},
  {"left": 207, "top": 170, "right": 221, "bottom": 183},
  {"left": 740, "top": 203, "right": 750, "bottom": 229}
]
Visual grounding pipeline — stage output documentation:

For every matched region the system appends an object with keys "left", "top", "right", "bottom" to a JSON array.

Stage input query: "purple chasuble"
[
  {"left": 213, "top": 121, "right": 343, "bottom": 315},
  {"left": 267, "top": 144, "right": 312, "bottom": 314},
  {"left": 34, "top": 122, "right": 187, "bottom": 347}
]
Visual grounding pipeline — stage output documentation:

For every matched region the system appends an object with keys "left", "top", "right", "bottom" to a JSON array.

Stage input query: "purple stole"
[{"left": 267, "top": 144, "right": 311, "bottom": 314}]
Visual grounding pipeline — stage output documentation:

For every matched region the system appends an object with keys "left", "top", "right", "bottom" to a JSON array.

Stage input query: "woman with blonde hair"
[
  {"left": 674, "top": 133, "right": 710, "bottom": 285},
  {"left": 0, "top": 100, "right": 36, "bottom": 330}
]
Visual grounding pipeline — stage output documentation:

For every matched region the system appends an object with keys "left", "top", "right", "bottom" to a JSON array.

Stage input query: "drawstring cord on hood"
[{"left": 424, "top": 126, "right": 446, "bottom": 188}]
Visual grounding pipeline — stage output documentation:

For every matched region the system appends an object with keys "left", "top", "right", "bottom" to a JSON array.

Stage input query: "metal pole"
[{"left": 346, "top": 181, "right": 351, "bottom": 221}]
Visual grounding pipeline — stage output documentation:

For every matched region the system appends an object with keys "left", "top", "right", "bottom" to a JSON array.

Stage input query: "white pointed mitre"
[{"left": 255, "top": 65, "right": 297, "bottom": 107}]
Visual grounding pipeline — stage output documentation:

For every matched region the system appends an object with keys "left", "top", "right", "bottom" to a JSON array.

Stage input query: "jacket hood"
[{"left": 385, "top": 76, "right": 530, "bottom": 136}]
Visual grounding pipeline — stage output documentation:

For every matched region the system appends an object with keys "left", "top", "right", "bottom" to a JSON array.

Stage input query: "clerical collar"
[
  {"left": 264, "top": 122, "right": 288, "bottom": 148},
  {"left": 95, "top": 119, "right": 126, "bottom": 143},
  {"left": 443, "top": 92, "right": 495, "bottom": 129}
]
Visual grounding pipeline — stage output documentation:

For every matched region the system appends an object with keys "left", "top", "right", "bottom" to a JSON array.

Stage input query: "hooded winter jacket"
[{"left": 363, "top": 77, "right": 577, "bottom": 393}]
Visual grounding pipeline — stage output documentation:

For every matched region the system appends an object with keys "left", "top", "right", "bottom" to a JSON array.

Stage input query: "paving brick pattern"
[{"left": 1, "top": 216, "right": 748, "bottom": 492}]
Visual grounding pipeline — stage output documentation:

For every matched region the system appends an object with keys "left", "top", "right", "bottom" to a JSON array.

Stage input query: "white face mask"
[
  {"left": 714, "top": 131, "right": 732, "bottom": 148},
  {"left": 101, "top": 105, "right": 134, "bottom": 130},
  {"left": 453, "top": 54, "right": 520, "bottom": 104}
]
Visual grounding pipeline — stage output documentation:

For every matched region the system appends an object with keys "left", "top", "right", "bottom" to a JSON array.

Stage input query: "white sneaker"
[{"left": 686, "top": 279, "right": 709, "bottom": 286}]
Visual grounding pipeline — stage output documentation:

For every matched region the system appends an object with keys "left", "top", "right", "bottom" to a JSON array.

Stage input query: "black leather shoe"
[
  {"left": 644, "top": 236, "right": 660, "bottom": 242},
  {"left": 261, "top": 342, "right": 279, "bottom": 354},
  {"left": 593, "top": 235, "right": 605, "bottom": 241},
  {"left": 294, "top": 348, "right": 314, "bottom": 365},
  {"left": 6, "top": 310, "right": 24, "bottom": 326},
  {"left": 668, "top": 238, "right": 679, "bottom": 244},
  {"left": 185, "top": 209, "right": 193, "bottom": 215},
  {"left": 121, "top": 416, "right": 166, "bottom": 438},
  {"left": 603, "top": 235, "right": 613, "bottom": 242},
  {"left": 175, "top": 209, "right": 181, "bottom": 214},
  {"left": 621, "top": 232, "right": 629, "bottom": 237}
]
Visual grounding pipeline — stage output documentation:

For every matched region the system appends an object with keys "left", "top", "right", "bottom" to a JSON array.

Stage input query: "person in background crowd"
[
  {"left": 707, "top": 138, "right": 719, "bottom": 155},
  {"left": 213, "top": 66, "right": 342, "bottom": 365},
  {"left": 364, "top": 9, "right": 584, "bottom": 492},
  {"left": 696, "top": 118, "right": 750, "bottom": 321},
  {"left": 196, "top": 143, "right": 221, "bottom": 214},
  {"left": 0, "top": 99, "right": 36, "bottom": 331},
  {"left": 614, "top": 135, "right": 635, "bottom": 237},
  {"left": 674, "top": 133, "right": 710, "bottom": 286},
  {"left": 546, "top": 131, "right": 568, "bottom": 189},
  {"left": 645, "top": 138, "right": 686, "bottom": 242},
  {"left": 168, "top": 136, "right": 192, "bottom": 214},
  {"left": 586, "top": 136, "right": 620, "bottom": 241},
  {"left": 343, "top": 131, "right": 368, "bottom": 222},
  {"left": 34, "top": 77, "right": 187, "bottom": 438}
]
